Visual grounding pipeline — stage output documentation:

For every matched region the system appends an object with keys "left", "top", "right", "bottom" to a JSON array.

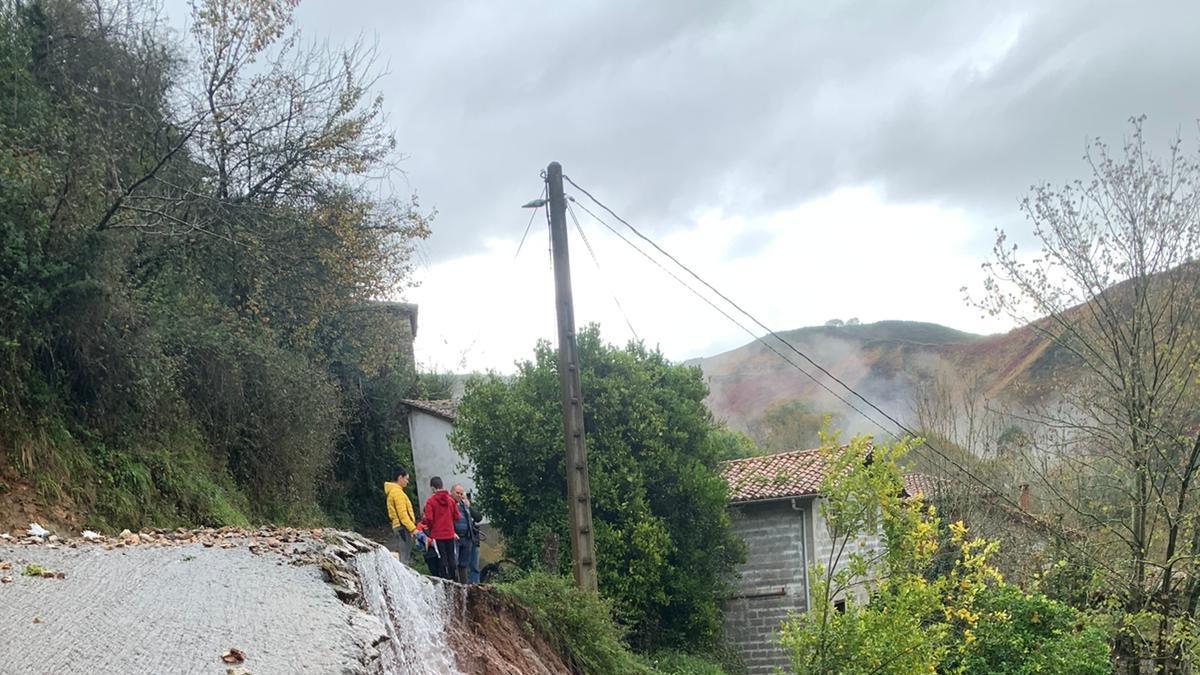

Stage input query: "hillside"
[{"left": 693, "top": 319, "right": 1067, "bottom": 435}]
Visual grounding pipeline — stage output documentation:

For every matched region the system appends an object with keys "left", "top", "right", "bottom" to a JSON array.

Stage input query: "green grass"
[
  {"left": 8, "top": 417, "right": 255, "bottom": 531},
  {"left": 639, "top": 650, "right": 729, "bottom": 674}
]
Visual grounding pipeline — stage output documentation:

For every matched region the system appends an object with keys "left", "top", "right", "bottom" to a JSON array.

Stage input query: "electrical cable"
[
  {"left": 564, "top": 176, "right": 1120, "bottom": 577},
  {"left": 452, "top": 185, "right": 548, "bottom": 371},
  {"left": 569, "top": 197, "right": 884, "bottom": 431},
  {"left": 566, "top": 202, "right": 641, "bottom": 341}
]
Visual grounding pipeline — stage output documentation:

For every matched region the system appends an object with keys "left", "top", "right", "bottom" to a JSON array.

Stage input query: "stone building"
[{"left": 719, "top": 449, "right": 932, "bottom": 674}]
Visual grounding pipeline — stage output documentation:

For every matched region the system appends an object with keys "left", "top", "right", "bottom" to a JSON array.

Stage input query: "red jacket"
[{"left": 422, "top": 490, "right": 460, "bottom": 540}]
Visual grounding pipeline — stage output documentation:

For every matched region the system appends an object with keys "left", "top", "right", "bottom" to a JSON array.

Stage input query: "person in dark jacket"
[
  {"left": 421, "top": 476, "right": 459, "bottom": 580},
  {"left": 451, "top": 483, "right": 483, "bottom": 584}
]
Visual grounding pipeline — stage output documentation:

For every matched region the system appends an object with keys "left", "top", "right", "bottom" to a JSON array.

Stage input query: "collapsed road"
[{"left": 0, "top": 528, "right": 568, "bottom": 674}]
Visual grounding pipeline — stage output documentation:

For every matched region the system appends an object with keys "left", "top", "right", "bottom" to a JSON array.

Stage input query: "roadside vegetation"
[
  {"left": 453, "top": 327, "right": 744, "bottom": 663},
  {"left": 496, "top": 571, "right": 730, "bottom": 675},
  {"left": 0, "top": 0, "right": 429, "bottom": 530},
  {"left": 783, "top": 433, "right": 1111, "bottom": 674}
]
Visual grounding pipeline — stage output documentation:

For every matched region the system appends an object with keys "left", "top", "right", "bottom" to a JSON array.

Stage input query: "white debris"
[
  {"left": 81, "top": 530, "right": 101, "bottom": 541},
  {"left": 27, "top": 523, "right": 49, "bottom": 538},
  {"left": 0, "top": 533, "right": 11, "bottom": 540}
]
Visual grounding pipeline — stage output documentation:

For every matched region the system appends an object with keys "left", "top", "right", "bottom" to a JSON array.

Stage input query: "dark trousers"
[
  {"left": 455, "top": 538, "right": 474, "bottom": 583},
  {"left": 433, "top": 538, "right": 457, "bottom": 580},
  {"left": 392, "top": 528, "right": 412, "bottom": 565}
]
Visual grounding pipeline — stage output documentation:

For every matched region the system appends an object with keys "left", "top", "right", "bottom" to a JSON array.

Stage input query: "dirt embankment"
[
  {"left": 0, "top": 527, "right": 570, "bottom": 674},
  {"left": 0, "top": 470, "right": 79, "bottom": 537}
]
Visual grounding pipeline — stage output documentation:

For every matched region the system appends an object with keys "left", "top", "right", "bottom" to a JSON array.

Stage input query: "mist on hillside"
[{"left": 694, "top": 320, "right": 1042, "bottom": 454}]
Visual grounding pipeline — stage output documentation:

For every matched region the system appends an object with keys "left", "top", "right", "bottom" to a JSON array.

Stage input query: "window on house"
[{"left": 833, "top": 599, "right": 847, "bottom": 613}]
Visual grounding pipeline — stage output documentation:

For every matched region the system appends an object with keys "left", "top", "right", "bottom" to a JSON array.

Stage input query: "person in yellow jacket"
[{"left": 384, "top": 466, "right": 418, "bottom": 564}]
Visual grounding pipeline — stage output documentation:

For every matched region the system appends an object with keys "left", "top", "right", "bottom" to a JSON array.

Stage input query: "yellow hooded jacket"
[{"left": 384, "top": 481, "right": 417, "bottom": 533}]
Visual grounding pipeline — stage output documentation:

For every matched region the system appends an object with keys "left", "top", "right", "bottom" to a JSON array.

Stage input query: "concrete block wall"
[
  {"left": 808, "top": 498, "right": 882, "bottom": 606},
  {"left": 724, "top": 500, "right": 811, "bottom": 675}
]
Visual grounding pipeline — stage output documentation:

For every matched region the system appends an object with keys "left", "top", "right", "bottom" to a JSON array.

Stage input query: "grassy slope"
[{"left": 2, "top": 417, "right": 255, "bottom": 535}]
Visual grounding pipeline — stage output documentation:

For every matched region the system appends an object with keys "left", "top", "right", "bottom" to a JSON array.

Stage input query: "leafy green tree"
[
  {"left": 451, "top": 326, "right": 744, "bottom": 651},
  {"left": 1, "top": 0, "right": 428, "bottom": 528},
  {"left": 708, "top": 426, "right": 763, "bottom": 461}
]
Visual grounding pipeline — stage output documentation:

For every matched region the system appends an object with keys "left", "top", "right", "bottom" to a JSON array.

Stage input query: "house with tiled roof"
[
  {"left": 718, "top": 447, "right": 940, "bottom": 675},
  {"left": 399, "top": 399, "right": 473, "bottom": 508}
]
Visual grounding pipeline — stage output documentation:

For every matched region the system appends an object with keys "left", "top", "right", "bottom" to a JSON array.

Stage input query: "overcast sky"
[{"left": 168, "top": 0, "right": 1200, "bottom": 373}]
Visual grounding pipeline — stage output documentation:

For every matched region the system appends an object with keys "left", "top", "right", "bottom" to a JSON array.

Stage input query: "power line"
[
  {"left": 566, "top": 176, "right": 970, "bottom": 448},
  {"left": 565, "top": 175, "right": 920, "bottom": 437},
  {"left": 451, "top": 186, "right": 548, "bottom": 371},
  {"left": 568, "top": 197, "right": 884, "bottom": 432},
  {"left": 564, "top": 175, "right": 1121, "bottom": 578},
  {"left": 565, "top": 202, "right": 641, "bottom": 341}
]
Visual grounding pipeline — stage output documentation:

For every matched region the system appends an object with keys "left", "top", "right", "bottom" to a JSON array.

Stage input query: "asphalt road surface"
[{"left": 0, "top": 541, "right": 388, "bottom": 674}]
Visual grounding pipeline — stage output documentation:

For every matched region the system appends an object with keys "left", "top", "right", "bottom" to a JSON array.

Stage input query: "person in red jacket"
[{"left": 421, "top": 476, "right": 460, "bottom": 580}]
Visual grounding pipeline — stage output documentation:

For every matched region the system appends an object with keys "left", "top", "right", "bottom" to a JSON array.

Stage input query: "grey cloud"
[{"left": 258, "top": 0, "right": 1200, "bottom": 259}]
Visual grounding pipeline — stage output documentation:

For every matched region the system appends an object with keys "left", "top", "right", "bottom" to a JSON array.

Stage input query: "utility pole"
[{"left": 545, "top": 161, "right": 599, "bottom": 592}]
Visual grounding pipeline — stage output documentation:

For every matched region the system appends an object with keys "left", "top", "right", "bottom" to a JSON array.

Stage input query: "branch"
[{"left": 95, "top": 119, "right": 201, "bottom": 231}]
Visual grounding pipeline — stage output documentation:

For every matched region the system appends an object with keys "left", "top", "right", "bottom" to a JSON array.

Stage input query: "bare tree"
[
  {"left": 95, "top": 0, "right": 400, "bottom": 240},
  {"left": 911, "top": 365, "right": 1009, "bottom": 458},
  {"left": 976, "top": 117, "right": 1200, "bottom": 673}
]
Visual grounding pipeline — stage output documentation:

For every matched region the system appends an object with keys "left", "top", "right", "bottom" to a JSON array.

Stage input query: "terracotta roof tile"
[
  {"left": 901, "top": 472, "right": 947, "bottom": 499},
  {"left": 720, "top": 448, "right": 945, "bottom": 504},
  {"left": 720, "top": 448, "right": 826, "bottom": 503}
]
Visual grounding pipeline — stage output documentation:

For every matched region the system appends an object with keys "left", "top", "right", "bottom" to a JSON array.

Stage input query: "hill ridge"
[{"left": 692, "top": 318, "right": 1050, "bottom": 436}]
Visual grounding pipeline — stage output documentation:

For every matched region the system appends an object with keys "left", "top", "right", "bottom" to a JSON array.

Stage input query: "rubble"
[{"left": 1, "top": 525, "right": 325, "bottom": 562}]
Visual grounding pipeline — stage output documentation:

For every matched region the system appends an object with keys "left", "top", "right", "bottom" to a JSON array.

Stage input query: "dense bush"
[
  {"left": 0, "top": 0, "right": 429, "bottom": 528},
  {"left": 496, "top": 572, "right": 652, "bottom": 675},
  {"left": 943, "top": 584, "right": 1110, "bottom": 675},
  {"left": 451, "top": 327, "right": 744, "bottom": 651}
]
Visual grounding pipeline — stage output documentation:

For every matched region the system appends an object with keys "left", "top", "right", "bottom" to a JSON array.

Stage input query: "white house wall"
[{"left": 406, "top": 411, "right": 477, "bottom": 513}]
